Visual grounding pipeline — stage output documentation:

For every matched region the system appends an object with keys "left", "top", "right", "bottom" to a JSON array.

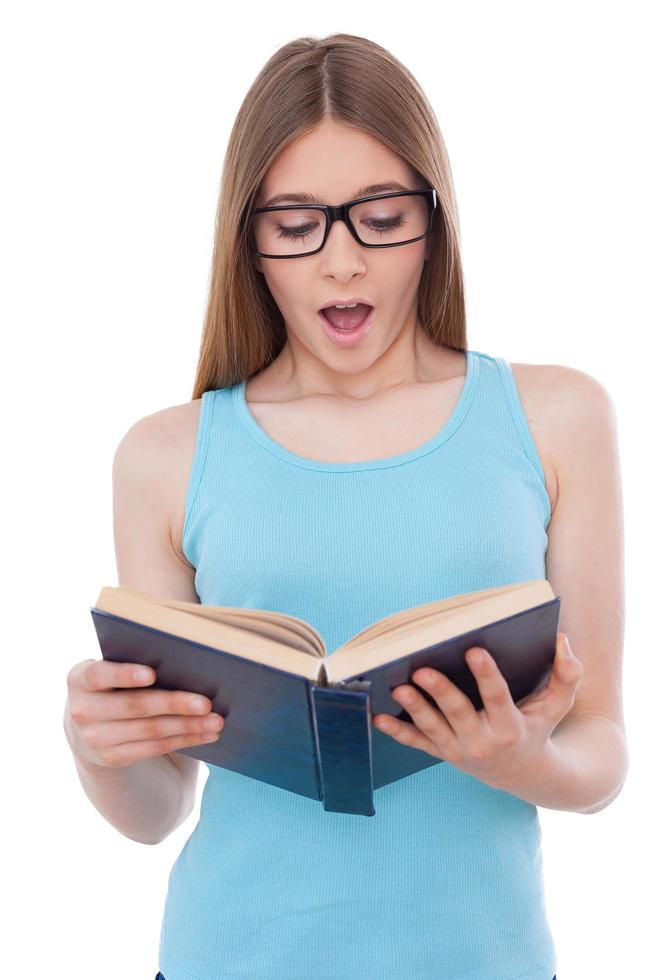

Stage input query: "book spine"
[{"left": 308, "top": 681, "right": 375, "bottom": 816}]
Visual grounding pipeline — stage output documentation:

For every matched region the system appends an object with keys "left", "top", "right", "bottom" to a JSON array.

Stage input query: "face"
[{"left": 252, "top": 118, "right": 432, "bottom": 381}]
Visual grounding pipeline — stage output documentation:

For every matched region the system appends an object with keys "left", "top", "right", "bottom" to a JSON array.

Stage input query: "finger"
[
  {"left": 70, "top": 683, "right": 215, "bottom": 726},
  {"left": 516, "top": 633, "right": 584, "bottom": 719},
  {"left": 85, "top": 687, "right": 216, "bottom": 723},
  {"left": 462, "top": 647, "right": 521, "bottom": 733},
  {"left": 83, "top": 710, "right": 224, "bottom": 749},
  {"left": 80, "top": 659, "right": 158, "bottom": 693},
  {"left": 389, "top": 680, "right": 461, "bottom": 745},
  {"left": 408, "top": 667, "right": 482, "bottom": 740},
  {"left": 372, "top": 713, "right": 443, "bottom": 757},
  {"left": 543, "top": 633, "right": 584, "bottom": 701},
  {"left": 92, "top": 727, "right": 226, "bottom": 768}
]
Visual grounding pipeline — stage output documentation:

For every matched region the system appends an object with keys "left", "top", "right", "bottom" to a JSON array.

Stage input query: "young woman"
[{"left": 64, "top": 33, "right": 627, "bottom": 980}]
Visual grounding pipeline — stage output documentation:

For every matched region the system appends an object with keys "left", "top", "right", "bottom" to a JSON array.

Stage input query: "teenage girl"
[{"left": 63, "top": 33, "right": 626, "bottom": 980}]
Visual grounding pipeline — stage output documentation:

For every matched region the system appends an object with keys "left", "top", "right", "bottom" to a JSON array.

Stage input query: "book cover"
[{"left": 90, "top": 581, "right": 560, "bottom": 816}]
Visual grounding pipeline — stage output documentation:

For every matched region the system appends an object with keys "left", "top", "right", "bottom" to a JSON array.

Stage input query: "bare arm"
[
  {"left": 497, "top": 366, "right": 628, "bottom": 812},
  {"left": 64, "top": 401, "right": 210, "bottom": 845},
  {"left": 519, "top": 363, "right": 627, "bottom": 736}
]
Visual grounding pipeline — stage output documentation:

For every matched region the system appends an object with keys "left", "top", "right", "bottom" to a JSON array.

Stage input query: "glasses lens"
[
  {"left": 252, "top": 208, "right": 327, "bottom": 257},
  {"left": 252, "top": 194, "right": 430, "bottom": 256},
  {"left": 350, "top": 193, "right": 429, "bottom": 246}
]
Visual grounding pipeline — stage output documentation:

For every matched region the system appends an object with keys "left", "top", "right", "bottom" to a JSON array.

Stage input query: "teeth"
[{"left": 334, "top": 302, "right": 358, "bottom": 309}]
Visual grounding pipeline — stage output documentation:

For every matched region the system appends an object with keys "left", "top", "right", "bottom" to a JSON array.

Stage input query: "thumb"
[
  {"left": 517, "top": 633, "right": 582, "bottom": 714},
  {"left": 548, "top": 632, "right": 584, "bottom": 694}
]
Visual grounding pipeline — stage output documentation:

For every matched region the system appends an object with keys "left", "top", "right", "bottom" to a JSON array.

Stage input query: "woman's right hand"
[{"left": 63, "top": 658, "right": 225, "bottom": 771}]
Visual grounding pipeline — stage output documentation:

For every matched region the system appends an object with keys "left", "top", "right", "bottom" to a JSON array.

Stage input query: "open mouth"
[
  {"left": 319, "top": 303, "right": 374, "bottom": 331},
  {"left": 318, "top": 303, "right": 375, "bottom": 346}
]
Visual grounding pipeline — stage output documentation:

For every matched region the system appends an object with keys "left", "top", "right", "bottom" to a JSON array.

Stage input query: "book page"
[
  {"left": 94, "top": 586, "right": 325, "bottom": 677},
  {"left": 325, "top": 580, "right": 554, "bottom": 683},
  {"left": 340, "top": 582, "right": 536, "bottom": 649},
  {"left": 98, "top": 586, "right": 325, "bottom": 657}
]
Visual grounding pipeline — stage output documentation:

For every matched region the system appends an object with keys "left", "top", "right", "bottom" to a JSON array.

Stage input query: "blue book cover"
[{"left": 90, "top": 580, "right": 560, "bottom": 816}]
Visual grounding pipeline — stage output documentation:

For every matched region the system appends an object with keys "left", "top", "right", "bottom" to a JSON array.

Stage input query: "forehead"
[{"left": 255, "top": 122, "right": 419, "bottom": 207}]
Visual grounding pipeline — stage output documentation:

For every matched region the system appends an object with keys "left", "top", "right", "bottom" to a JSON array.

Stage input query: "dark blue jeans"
[{"left": 156, "top": 973, "right": 557, "bottom": 978}]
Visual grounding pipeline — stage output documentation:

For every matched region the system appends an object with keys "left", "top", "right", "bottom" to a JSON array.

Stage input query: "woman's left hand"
[{"left": 372, "top": 632, "right": 584, "bottom": 791}]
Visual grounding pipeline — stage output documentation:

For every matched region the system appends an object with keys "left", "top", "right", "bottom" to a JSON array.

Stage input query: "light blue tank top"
[{"left": 158, "top": 349, "right": 557, "bottom": 980}]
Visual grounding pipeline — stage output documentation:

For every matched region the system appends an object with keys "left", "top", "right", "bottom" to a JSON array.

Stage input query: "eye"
[
  {"left": 364, "top": 215, "right": 408, "bottom": 234},
  {"left": 275, "top": 222, "right": 319, "bottom": 241}
]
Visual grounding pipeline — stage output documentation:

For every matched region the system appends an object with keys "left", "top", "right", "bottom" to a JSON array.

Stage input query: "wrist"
[
  {"left": 63, "top": 709, "right": 107, "bottom": 776},
  {"left": 490, "top": 738, "right": 560, "bottom": 797}
]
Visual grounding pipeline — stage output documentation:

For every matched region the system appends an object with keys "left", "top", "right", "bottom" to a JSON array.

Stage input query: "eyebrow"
[{"left": 261, "top": 181, "right": 411, "bottom": 208}]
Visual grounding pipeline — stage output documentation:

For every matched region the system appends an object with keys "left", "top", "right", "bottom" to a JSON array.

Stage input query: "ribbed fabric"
[{"left": 158, "top": 349, "right": 557, "bottom": 980}]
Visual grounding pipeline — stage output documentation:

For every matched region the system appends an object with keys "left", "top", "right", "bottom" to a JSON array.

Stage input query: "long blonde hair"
[{"left": 191, "top": 33, "right": 467, "bottom": 399}]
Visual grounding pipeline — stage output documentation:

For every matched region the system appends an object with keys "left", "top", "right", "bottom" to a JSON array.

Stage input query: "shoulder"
[
  {"left": 113, "top": 398, "right": 203, "bottom": 561},
  {"left": 507, "top": 361, "right": 617, "bottom": 516},
  {"left": 509, "top": 361, "right": 617, "bottom": 431},
  {"left": 115, "top": 398, "right": 202, "bottom": 455},
  {"left": 113, "top": 398, "right": 202, "bottom": 489},
  {"left": 509, "top": 360, "right": 614, "bottom": 407}
]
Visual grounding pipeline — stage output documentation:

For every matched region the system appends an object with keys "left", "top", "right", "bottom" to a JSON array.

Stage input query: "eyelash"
[{"left": 276, "top": 215, "right": 407, "bottom": 242}]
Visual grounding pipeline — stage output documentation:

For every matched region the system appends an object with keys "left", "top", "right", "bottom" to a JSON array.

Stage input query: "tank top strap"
[
  {"left": 492, "top": 355, "right": 547, "bottom": 486},
  {"left": 182, "top": 388, "right": 214, "bottom": 559},
  {"left": 467, "top": 350, "right": 550, "bottom": 522}
]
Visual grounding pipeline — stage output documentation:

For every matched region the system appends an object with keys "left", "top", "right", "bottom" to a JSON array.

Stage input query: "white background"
[{"left": 2, "top": 2, "right": 649, "bottom": 978}]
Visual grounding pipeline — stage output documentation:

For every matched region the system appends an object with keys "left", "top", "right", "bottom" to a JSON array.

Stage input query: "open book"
[{"left": 90, "top": 579, "right": 560, "bottom": 816}]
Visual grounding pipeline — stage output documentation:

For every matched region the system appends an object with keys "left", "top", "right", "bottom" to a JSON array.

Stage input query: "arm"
[
  {"left": 66, "top": 400, "right": 203, "bottom": 844},
  {"left": 65, "top": 739, "right": 195, "bottom": 846},
  {"left": 493, "top": 365, "right": 629, "bottom": 812},
  {"left": 497, "top": 712, "right": 628, "bottom": 813}
]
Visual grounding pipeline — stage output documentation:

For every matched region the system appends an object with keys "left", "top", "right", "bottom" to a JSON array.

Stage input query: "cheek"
[
  {"left": 377, "top": 248, "right": 425, "bottom": 291},
  {"left": 258, "top": 270, "right": 303, "bottom": 315}
]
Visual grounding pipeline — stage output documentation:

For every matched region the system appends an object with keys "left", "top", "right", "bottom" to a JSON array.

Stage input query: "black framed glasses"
[{"left": 248, "top": 188, "right": 437, "bottom": 259}]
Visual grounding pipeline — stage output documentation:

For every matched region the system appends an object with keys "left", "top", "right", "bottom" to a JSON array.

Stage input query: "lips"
[{"left": 318, "top": 297, "right": 374, "bottom": 311}]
